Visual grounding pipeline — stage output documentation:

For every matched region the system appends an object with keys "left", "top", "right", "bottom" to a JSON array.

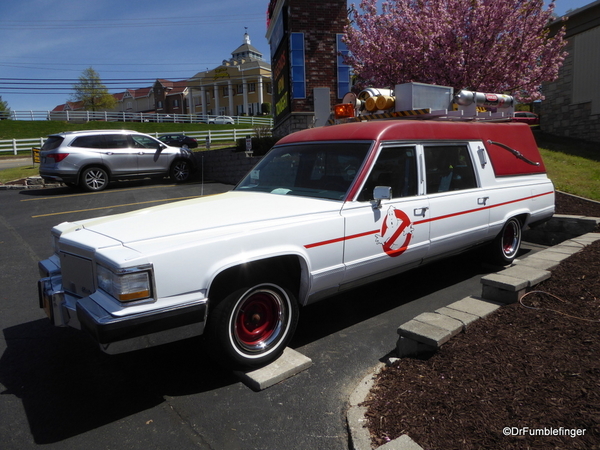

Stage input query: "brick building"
[
  {"left": 542, "top": 1, "right": 600, "bottom": 143},
  {"left": 266, "top": 0, "right": 351, "bottom": 137}
]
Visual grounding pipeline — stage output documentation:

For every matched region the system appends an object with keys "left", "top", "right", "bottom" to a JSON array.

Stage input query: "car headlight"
[{"left": 97, "top": 264, "right": 152, "bottom": 302}]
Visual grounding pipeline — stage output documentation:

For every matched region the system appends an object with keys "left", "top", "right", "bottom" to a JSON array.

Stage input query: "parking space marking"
[
  {"left": 31, "top": 195, "right": 202, "bottom": 218},
  {"left": 21, "top": 184, "right": 179, "bottom": 202}
]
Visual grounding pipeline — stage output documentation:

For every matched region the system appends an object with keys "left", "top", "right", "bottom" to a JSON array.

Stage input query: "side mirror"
[{"left": 372, "top": 186, "right": 392, "bottom": 209}]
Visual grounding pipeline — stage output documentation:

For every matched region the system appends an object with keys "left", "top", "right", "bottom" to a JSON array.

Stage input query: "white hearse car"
[{"left": 38, "top": 89, "right": 554, "bottom": 369}]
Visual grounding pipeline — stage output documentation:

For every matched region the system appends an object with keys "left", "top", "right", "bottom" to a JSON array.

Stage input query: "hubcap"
[
  {"left": 173, "top": 162, "right": 189, "bottom": 181},
  {"left": 233, "top": 288, "right": 286, "bottom": 353},
  {"left": 85, "top": 170, "right": 106, "bottom": 190},
  {"left": 502, "top": 221, "right": 519, "bottom": 257}
]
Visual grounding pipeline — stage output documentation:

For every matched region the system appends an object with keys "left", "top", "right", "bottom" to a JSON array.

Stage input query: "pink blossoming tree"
[{"left": 344, "top": 0, "right": 567, "bottom": 102}]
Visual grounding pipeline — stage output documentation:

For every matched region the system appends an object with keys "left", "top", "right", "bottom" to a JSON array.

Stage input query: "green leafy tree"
[
  {"left": 71, "top": 67, "right": 117, "bottom": 111},
  {"left": 0, "top": 96, "right": 10, "bottom": 119}
]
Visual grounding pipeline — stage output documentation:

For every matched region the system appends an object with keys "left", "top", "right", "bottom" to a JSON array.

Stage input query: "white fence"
[
  {"left": 1, "top": 110, "right": 273, "bottom": 126},
  {"left": 0, "top": 128, "right": 263, "bottom": 155}
]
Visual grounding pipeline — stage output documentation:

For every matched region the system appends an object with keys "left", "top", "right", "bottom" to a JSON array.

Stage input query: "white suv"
[{"left": 39, "top": 130, "right": 196, "bottom": 191}]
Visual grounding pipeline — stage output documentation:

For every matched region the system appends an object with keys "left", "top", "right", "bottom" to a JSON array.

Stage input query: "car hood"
[{"left": 69, "top": 191, "right": 343, "bottom": 246}]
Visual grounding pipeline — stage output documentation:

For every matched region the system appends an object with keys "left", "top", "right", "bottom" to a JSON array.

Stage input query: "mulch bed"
[{"left": 362, "top": 192, "right": 600, "bottom": 449}]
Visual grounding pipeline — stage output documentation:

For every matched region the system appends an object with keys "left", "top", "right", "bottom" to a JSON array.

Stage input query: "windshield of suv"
[{"left": 235, "top": 142, "right": 372, "bottom": 200}]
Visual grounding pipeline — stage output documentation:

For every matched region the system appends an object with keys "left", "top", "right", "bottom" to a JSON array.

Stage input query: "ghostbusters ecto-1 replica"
[{"left": 38, "top": 83, "right": 554, "bottom": 369}]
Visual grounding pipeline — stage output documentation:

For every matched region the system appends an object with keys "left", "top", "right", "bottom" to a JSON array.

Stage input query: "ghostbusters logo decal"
[{"left": 375, "top": 206, "right": 414, "bottom": 257}]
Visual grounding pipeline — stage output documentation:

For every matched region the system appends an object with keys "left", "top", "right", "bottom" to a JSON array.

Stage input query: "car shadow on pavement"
[
  {"left": 290, "top": 247, "right": 531, "bottom": 348},
  {"left": 0, "top": 319, "right": 237, "bottom": 444}
]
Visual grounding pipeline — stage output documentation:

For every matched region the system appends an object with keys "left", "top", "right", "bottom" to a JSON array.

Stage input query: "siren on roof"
[{"left": 332, "top": 82, "right": 515, "bottom": 123}]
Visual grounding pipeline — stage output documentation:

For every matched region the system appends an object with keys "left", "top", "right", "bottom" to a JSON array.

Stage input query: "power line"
[{"left": 0, "top": 14, "right": 265, "bottom": 30}]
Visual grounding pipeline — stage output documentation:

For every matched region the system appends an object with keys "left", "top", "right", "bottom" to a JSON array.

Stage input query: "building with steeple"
[{"left": 188, "top": 32, "right": 273, "bottom": 117}]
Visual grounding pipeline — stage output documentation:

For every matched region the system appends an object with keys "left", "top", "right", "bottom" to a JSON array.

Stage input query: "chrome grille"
[{"left": 60, "top": 252, "right": 95, "bottom": 297}]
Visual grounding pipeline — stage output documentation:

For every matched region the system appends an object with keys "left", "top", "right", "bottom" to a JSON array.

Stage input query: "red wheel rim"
[{"left": 233, "top": 288, "right": 285, "bottom": 353}]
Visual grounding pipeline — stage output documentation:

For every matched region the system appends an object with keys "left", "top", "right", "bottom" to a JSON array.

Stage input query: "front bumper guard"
[{"left": 38, "top": 270, "right": 207, "bottom": 354}]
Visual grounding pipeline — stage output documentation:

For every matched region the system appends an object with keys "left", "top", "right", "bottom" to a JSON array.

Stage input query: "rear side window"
[
  {"left": 104, "top": 135, "right": 130, "bottom": 149},
  {"left": 41, "top": 136, "right": 64, "bottom": 151},
  {"left": 71, "top": 135, "right": 106, "bottom": 148},
  {"left": 424, "top": 145, "right": 477, "bottom": 193}
]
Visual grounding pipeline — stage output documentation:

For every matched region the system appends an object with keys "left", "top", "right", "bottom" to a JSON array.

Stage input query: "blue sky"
[
  {"left": 0, "top": 0, "right": 591, "bottom": 112},
  {"left": 0, "top": 0, "right": 269, "bottom": 111}
]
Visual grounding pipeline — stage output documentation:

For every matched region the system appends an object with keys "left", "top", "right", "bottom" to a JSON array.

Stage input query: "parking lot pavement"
[{"left": 0, "top": 182, "right": 543, "bottom": 449}]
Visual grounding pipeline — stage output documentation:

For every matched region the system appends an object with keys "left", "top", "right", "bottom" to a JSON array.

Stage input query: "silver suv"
[{"left": 39, "top": 130, "right": 196, "bottom": 191}]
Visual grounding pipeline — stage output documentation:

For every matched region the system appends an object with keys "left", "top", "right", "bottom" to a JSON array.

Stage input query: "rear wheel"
[
  {"left": 205, "top": 282, "right": 299, "bottom": 369},
  {"left": 80, "top": 167, "right": 108, "bottom": 192},
  {"left": 490, "top": 217, "right": 522, "bottom": 265}
]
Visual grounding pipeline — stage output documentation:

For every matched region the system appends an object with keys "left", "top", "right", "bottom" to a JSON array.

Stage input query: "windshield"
[{"left": 235, "top": 142, "right": 372, "bottom": 200}]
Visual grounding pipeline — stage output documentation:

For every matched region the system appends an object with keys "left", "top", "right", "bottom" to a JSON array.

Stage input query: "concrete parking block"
[
  {"left": 435, "top": 306, "right": 480, "bottom": 328},
  {"left": 513, "top": 257, "right": 558, "bottom": 271},
  {"left": 527, "top": 248, "right": 574, "bottom": 262},
  {"left": 550, "top": 243, "right": 585, "bottom": 253},
  {"left": 498, "top": 265, "right": 551, "bottom": 286},
  {"left": 445, "top": 296, "right": 502, "bottom": 318},
  {"left": 572, "top": 232, "right": 600, "bottom": 244},
  {"left": 396, "top": 336, "right": 437, "bottom": 357},
  {"left": 480, "top": 272, "right": 528, "bottom": 303},
  {"left": 480, "top": 272, "right": 529, "bottom": 291},
  {"left": 378, "top": 434, "right": 425, "bottom": 450},
  {"left": 235, "top": 347, "right": 312, "bottom": 391},
  {"left": 413, "top": 312, "right": 464, "bottom": 335},
  {"left": 397, "top": 319, "right": 454, "bottom": 348}
]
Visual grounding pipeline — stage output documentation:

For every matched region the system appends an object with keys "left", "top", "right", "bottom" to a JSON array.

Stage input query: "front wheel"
[
  {"left": 490, "top": 217, "right": 522, "bottom": 265},
  {"left": 170, "top": 159, "right": 191, "bottom": 183},
  {"left": 205, "top": 283, "right": 299, "bottom": 369}
]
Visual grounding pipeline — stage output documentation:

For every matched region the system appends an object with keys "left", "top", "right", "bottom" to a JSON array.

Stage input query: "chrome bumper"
[{"left": 38, "top": 258, "right": 207, "bottom": 354}]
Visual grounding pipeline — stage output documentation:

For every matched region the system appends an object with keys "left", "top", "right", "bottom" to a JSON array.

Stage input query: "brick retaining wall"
[{"left": 194, "top": 148, "right": 261, "bottom": 185}]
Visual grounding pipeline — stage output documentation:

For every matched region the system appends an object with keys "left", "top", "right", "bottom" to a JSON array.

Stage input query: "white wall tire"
[{"left": 205, "top": 283, "right": 299, "bottom": 369}]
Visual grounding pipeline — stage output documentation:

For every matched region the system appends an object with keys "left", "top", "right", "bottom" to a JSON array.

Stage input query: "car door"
[
  {"left": 341, "top": 144, "right": 430, "bottom": 286},
  {"left": 101, "top": 134, "right": 139, "bottom": 176},
  {"left": 131, "top": 134, "right": 170, "bottom": 175},
  {"left": 424, "top": 143, "right": 490, "bottom": 258}
]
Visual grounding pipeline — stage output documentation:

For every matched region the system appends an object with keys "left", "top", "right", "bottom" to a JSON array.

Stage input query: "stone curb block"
[{"left": 444, "top": 296, "right": 503, "bottom": 318}]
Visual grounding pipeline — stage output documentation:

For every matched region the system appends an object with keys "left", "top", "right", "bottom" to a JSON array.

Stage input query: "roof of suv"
[{"left": 51, "top": 130, "right": 138, "bottom": 137}]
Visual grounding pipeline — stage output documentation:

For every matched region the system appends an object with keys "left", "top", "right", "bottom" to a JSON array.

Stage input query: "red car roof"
[{"left": 277, "top": 120, "right": 546, "bottom": 176}]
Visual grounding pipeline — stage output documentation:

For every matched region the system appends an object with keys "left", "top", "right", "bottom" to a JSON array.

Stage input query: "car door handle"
[
  {"left": 105, "top": 152, "right": 113, "bottom": 155},
  {"left": 414, "top": 207, "right": 428, "bottom": 217},
  {"left": 478, "top": 197, "right": 489, "bottom": 205}
]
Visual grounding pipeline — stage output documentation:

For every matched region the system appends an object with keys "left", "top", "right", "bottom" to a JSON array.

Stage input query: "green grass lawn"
[
  {"left": 535, "top": 132, "right": 600, "bottom": 201},
  {"left": 0, "top": 163, "right": 39, "bottom": 184}
]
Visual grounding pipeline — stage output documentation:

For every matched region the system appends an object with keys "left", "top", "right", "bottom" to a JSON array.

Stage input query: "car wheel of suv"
[
  {"left": 170, "top": 160, "right": 191, "bottom": 183},
  {"left": 80, "top": 167, "right": 109, "bottom": 192},
  {"left": 490, "top": 217, "right": 522, "bottom": 265},
  {"left": 205, "top": 282, "right": 299, "bottom": 369}
]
